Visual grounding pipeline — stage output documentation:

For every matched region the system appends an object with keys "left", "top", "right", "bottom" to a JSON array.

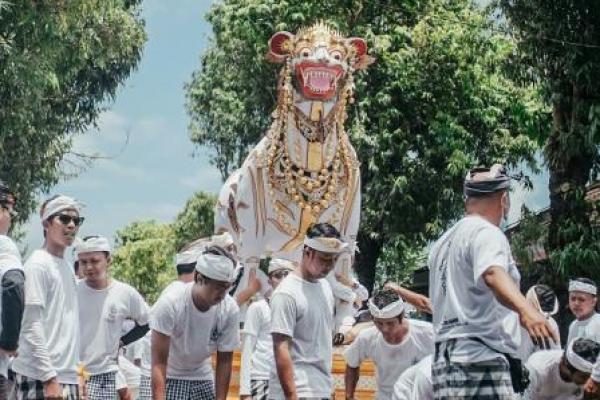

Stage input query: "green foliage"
[
  {"left": 172, "top": 191, "right": 217, "bottom": 250},
  {"left": 111, "top": 191, "right": 217, "bottom": 303},
  {"left": 0, "top": 0, "right": 146, "bottom": 223},
  {"left": 186, "top": 0, "right": 546, "bottom": 288},
  {"left": 498, "top": 1, "right": 600, "bottom": 285},
  {"left": 111, "top": 220, "right": 177, "bottom": 304}
]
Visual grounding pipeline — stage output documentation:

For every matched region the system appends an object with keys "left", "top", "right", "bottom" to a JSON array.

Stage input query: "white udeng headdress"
[
  {"left": 303, "top": 236, "right": 349, "bottom": 254},
  {"left": 195, "top": 253, "right": 239, "bottom": 283},
  {"left": 569, "top": 280, "right": 597, "bottom": 296},
  {"left": 566, "top": 339, "right": 595, "bottom": 373},
  {"left": 76, "top": 236, "right": 112, "bottom": 255},
  {"left": 368, "top": 297, "right": 405, "bottom": 319},
  {"left": 268, "top": 258, "right": 296, "bottom": 274},
  {"left": 41, "top": 195, "right": 83, "bottom": 220}
]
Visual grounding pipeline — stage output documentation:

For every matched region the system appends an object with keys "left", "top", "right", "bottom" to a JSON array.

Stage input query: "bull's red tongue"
[{"left": 309, "top": 74, "right": 331, "bottom": 91}]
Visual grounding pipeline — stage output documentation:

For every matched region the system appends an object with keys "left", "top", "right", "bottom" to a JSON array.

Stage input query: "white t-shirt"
[
  {"left": 150, "top": 282, "right": 240, "bottom": 380},
  {"left": 118, "top": 354, "right": 141, "bottom": 389},
  {"left": 392, "top": 355, "right": 433, "bottom": 400},
  {"left": 0, "top": 235, "right": 22, "bottom": 378},
  {"left": 567, "top": 313, "right": 600, "bottom": 345},
  {"left": 525, "top": 350, "right": 583, "bottom": 400},
  {"left": 161, "top": 280, "right": 186, "bottom": 297},
  {"left": 242, "top": 299, "right": 273, "bottom": 380},
  {"left": 231, "top": 266, "right": 270, "bottom": 323},
  {"left": 269, "top": 273, "right": 335, "bottom": 399},
  {"left": 516, "top": 316, "right": 560, "bottom": 361},
  {"left": 12, "top": 249, "right": 80, "bottom": 384},
  {"left": 428, "top": 215, "right": 521, "bottom": 362},
  {"left": 78, "top": 279, "right": 149, "bottom": 375},
  {"left": 344, "top": 321, "right": 434, "bottom": 400}
]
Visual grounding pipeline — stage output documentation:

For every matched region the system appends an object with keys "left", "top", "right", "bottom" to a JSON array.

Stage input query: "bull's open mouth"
[{"left": 296, "top": 63, "right": 343, "bottom": 100}]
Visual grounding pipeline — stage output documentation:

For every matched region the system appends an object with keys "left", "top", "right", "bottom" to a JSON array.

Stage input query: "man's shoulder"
[
  {"left": 526, "top": 349, "right": 562, "bottom": 371},
  {"left": 24, "top": 249, "right": 52, "bottom": 267},
  {"left": 247, "top": 298, "right": 269, "bottom": 314}
]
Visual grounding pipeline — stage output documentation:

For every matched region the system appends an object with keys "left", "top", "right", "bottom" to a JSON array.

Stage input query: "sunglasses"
[
  {"left": 270, "top": 269, "right": 291, "bottom": 279},
  {"left": 54, "top": 214, "right": 85, "bottom": 227}
]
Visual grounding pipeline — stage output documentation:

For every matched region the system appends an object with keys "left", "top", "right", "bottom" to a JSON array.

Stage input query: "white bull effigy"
[{"left": 215, "top": 23, "right": 373, "bottom": 331}]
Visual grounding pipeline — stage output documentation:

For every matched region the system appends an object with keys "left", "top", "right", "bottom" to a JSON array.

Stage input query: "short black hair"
[
  {"left": 372, "top": 289, "right": 401, "bottom": 308},
  {"left": 572, "top": 338, "right": 600, "bottom": 364},
  {"left": 534, "top": 284, "right": 557, "bottom": 313},
  {"left": 306, "top": 222, "right": 341, "bottom": 239},
  {"left": 176, "top": 262, "right": 196, "bottom": 276},
  {"left": 572, "top": 277, "right": 597, "bottom": 287}
]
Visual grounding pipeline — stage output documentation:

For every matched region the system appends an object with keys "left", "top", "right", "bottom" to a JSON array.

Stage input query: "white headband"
[
  {"left": 303, "top": 236, "right": 349, "bottom": 254},
  {"left": 566, "top": 340, "right": 594, "bottom": 373},
  {"left": 41, "top": 195, "right": 83, "bottom": 221},
  {"left": 268, "top": 258, "right": 296, "bottom": 274},
  {"left": 176, "top": 249, "right": 201, "bottom": 266},
  {"left": 368, "top": 297, "right": 405, "bottom": 319},
  {"left": 196, "top": 253, "right": 239, "bottom": 283},
  {"left": 569, "top": 280, "right": 597, "bottom": 296},
  {"left": 0, "top": 236, "right": 21, "bottom": 268},
  {"left": 77, "top": 236, "right": 111, "bottom": 255},
  {"left": 211, "top": 232, "right": 235, "bottom": 248}
]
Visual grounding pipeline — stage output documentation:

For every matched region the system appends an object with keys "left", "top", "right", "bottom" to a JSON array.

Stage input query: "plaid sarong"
[
  {"left": 165, "top": 379, "right": 215, "bottom": 400},
  {"left": 9, "top": 372, "right": 80, "bottom": 400},
  {"left": 432, "top": 340, "right": 514, "bottom": 400},
  {"left": 86, "top": 371, "right": 116, "bottom": 400},
  {"left": 250, "top": 379, "right": 269, "bottom": 400},
  {"left": 138, "top": 374, "right": 151, "bottom": 399}
]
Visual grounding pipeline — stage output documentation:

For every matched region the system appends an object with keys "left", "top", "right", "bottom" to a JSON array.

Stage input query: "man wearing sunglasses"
[
  {"left": 150, "top": 245, "right": 240, "bottom": 400},
  {"left": 0, "top": 180, "right": 24, "bottom": 399},
  {"left": 239, "top": 258, "right": 295, "bottom": 400},
  {"left": 11, "top": 195, "right": 84, "bottom": 400}
]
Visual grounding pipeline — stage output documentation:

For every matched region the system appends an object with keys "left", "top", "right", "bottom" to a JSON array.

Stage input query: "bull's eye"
[
  {"left": 330, "top": 50, "right": 343, "bottom": 61},
  {"left": 300, "top": 48, "right": 311, "bottom": 58}
]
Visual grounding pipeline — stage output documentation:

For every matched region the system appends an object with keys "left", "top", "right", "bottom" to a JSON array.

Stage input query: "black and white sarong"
[
  {"left": 250, "top": 379, "right": 268, "bottom": 400},
  {"left": 9, "top": 372, "right": 80, "bottom": 400},
  {"left": 138, "top": 374, "right": 151, "bottom": 399},
  {"left": 432, "top": 339, "right": 514, "bottom": 400},
  {"left": 86, "top": 371, "right": 116, "bottom": 400},
  {"left": 165, "top": 378, "right": 215, "bottom": 400}
]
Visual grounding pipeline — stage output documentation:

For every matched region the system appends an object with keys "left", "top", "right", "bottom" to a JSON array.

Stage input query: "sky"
[
  {"left": 23, "top": 0, "right": 221, "bottom": 249},
  {"left": 22, "top": 0, "right": 550, "bottom": 251}
]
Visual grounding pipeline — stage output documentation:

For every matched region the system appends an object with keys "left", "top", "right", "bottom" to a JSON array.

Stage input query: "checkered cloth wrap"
[
  {"left": 250, "top": 379, "right": 268, "bottom": 400},
  {"left": 138, "top": 374, "right": 151, "bottom": 399},
  {"left": 9, "top": 372, "right": 80, "bottom": 400},
  {"left": 432, "top": 340, "right": 515, "bottom": 400},
  {"left": 165, "top": 379, "right": 215, "bottom": 400},
  {"left": 86, "top": 371, "right": 116, "bottom": 400}
]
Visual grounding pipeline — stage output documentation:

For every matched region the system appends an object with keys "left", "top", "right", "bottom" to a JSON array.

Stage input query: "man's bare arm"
[
  {"left": 151, "top": 330, "right": 170, "bottom": 400},
  {"left": 344, "top": 365, "right": 360, "bottom": 400},
  {"left": 273, "top": 333, "right": 298, "bottom": 400},
  {"left": 215, "top": 351, "right": 233, "bottom": 400}
]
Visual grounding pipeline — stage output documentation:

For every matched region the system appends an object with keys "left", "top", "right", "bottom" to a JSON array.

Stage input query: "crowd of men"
[{"left": 0, "top": 162, "right": 600, "bottom": 400}]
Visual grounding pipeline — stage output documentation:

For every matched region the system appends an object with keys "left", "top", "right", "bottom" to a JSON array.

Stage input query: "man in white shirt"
[
  {"left": 566, "top": 278, "right": 600, "bottom": 345},
  {"left": 429, "top": 165, "right": 556, "bottom": 399},
  {"left": 76, "top": 236, "right": 149, "bottom": 400},
  {"left": 344, "top": 290, "right": 434, "bottom": 400},
  {"left": 240, "top": 258, "right": 295, "bottom": 400},
  {"left": 269, "top": 223, "right": 346, "bottom": 400},
  {"left": 0, "top": 181, "right": 24, "bottom": 399},
  {"left": 150, "top": 245, "right": 240, "bottom": 400},
  {"left": 11, "top": 195, "right": 84, "bottom": 400},
  {"left": 524, "top": 338, "right": 600, "bottom": 399}
]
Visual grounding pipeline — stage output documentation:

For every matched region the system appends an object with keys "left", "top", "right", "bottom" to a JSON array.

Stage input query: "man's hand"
[
  {"left": 383, "top": 282, "right": 432, "bottom": 314},
  {"left": 584, "top": 377, "right": 600, "bottom": 399},
  {"left": 335, "top": 273, "right": 355, "bottom": 288},
  {"left": 43, "top": 378, "right": 63, "bottom": 400},
  {"left": 519, "top": 307, "right": 558, "bottom": 349}
]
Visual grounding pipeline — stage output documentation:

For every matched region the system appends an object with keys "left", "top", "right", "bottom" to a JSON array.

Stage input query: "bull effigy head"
[{"left": 267, "top": 22, "right": 372, "bottom": 102}]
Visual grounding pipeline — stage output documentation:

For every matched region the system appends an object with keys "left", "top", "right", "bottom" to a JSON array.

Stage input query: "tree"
[
  {"left": 111, "top": 220, "right": 176, "bottom": 304},
  {"left": 186, "top": 0, "right": 545, "bottom": 290},
  {"left": 0, "top": 0, "right": 146, "bottom": 222},
  {"left": 172, "top": 191, "right": 217, "bottom": 250},
  {"left": 498, "top": 1, "right": 600, "bottom": 284}
]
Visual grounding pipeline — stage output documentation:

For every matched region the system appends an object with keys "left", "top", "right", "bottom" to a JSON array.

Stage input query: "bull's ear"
[
  {"left": 266, "top": 31, "right": 294, "bottom": 63},
  {"left": 347, "top": 37, "right": 375, "bottom": 70}
]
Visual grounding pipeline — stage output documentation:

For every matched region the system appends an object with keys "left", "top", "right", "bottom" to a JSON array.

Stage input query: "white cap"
[
  {"left": 268, "top": 258, "right": 296, "bottom": 274},
  {"left": 195, "top": 253, "right": 239, "bottom": 282},
  {"left": 77, "top": 236, "right": 111, "bottom": 255},
  {"left": 569, "top": 280, "right": 597, "bottom": 296},
  {"left": 41, "top": 195, "right": 83, "bottom": 220},
  {"left": 211, "top": 232, "right": 235, "bottom": 248},
  {"left": 303, "top": 236, "right": 349, "bottom": 254},
  {"left": 368, "top": 297, "right": 405, "bottom": 319}
]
